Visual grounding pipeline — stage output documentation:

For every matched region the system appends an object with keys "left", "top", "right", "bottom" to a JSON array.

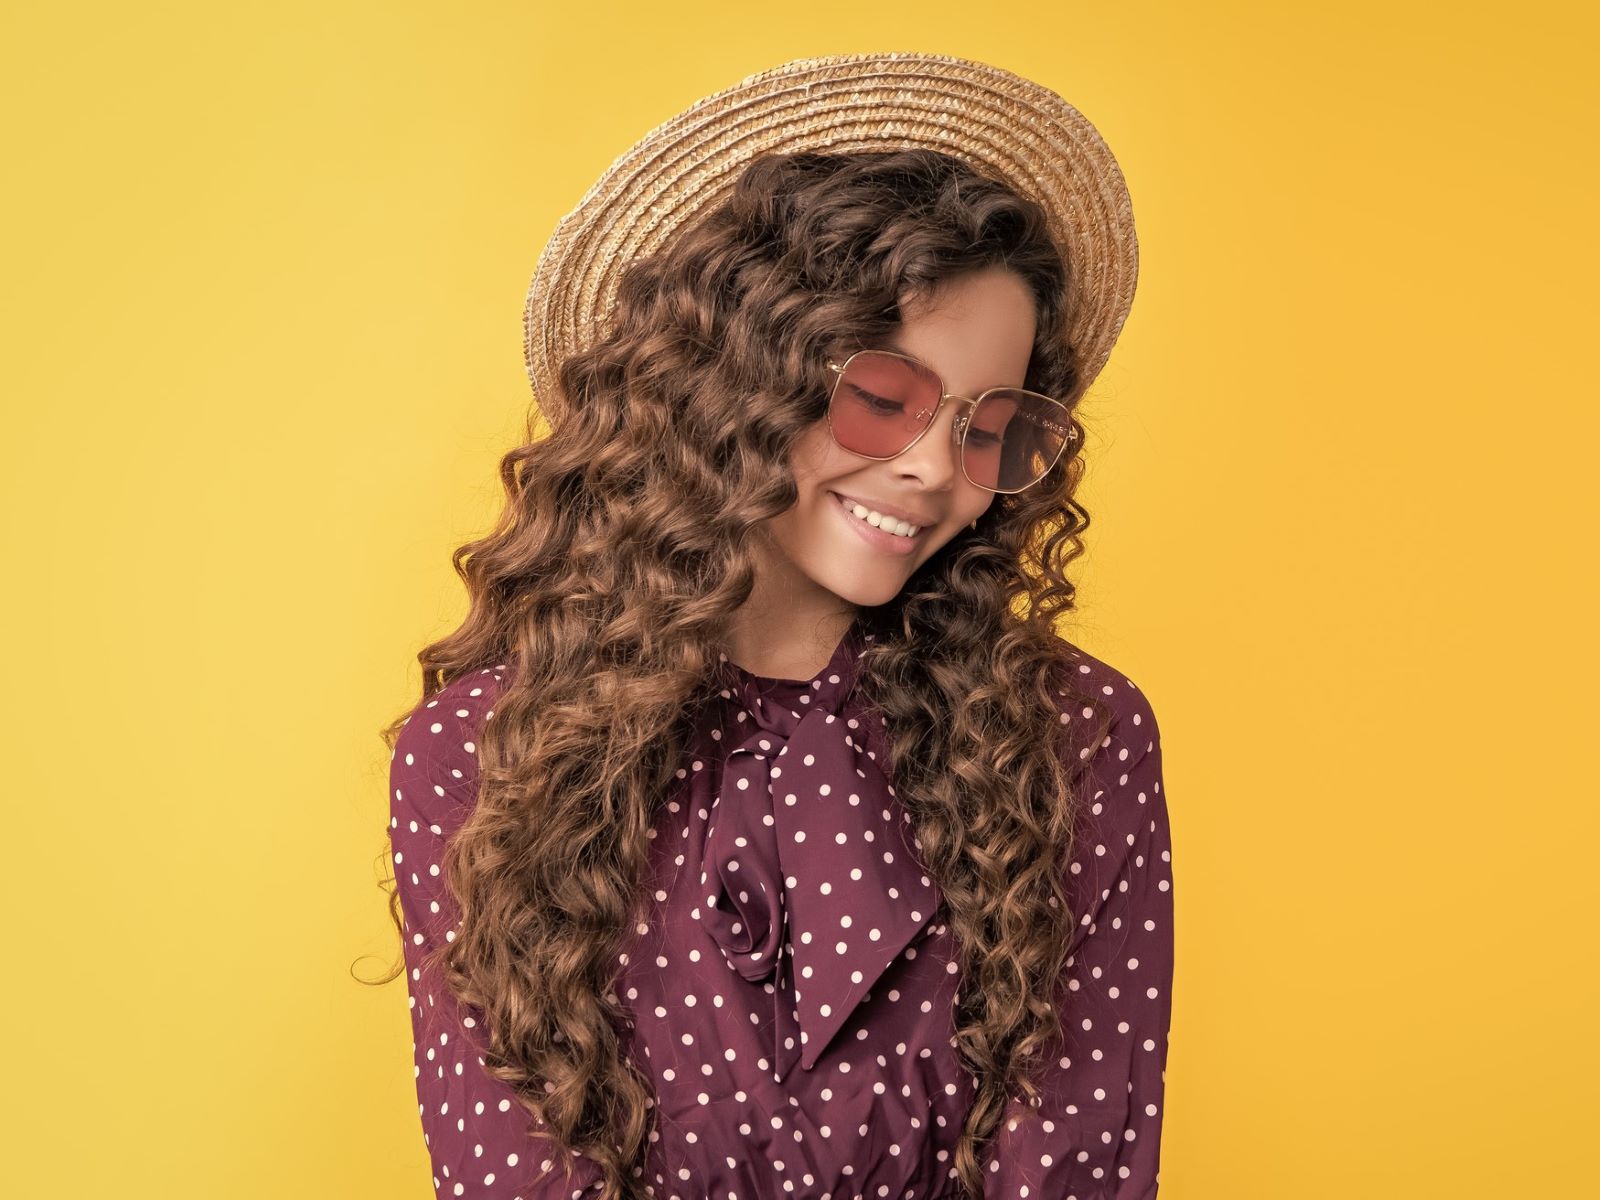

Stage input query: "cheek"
[
  {"left": 959, "top": 486, "right": 997, "bottom": 527},
  {"left": 788, "top": 419, "right": 849, "bottom": 485},
  {"left": 765, "top": 426, "right": 845, "bottom": 550}
]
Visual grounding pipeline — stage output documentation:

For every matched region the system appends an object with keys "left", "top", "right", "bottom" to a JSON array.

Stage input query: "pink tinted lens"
[
  {"left": 962, "top": 390, "right": 1071, "bottom": 491},
  {"left": 829, "top": 352, "right": 943, "bottom": 457}
]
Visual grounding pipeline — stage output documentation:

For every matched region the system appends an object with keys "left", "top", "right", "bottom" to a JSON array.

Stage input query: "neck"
[{"left": 721, "top": 601, "right": 860, "bottom": 682}]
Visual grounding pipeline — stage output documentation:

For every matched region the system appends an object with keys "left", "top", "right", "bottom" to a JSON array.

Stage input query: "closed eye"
[{"left": 846, "top": 385, "right": 904, "bottom": 415}]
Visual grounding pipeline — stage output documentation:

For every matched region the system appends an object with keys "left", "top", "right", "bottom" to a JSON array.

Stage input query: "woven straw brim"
[{"left": 523, "top": 51, "right": 1138, "bottom": 410}]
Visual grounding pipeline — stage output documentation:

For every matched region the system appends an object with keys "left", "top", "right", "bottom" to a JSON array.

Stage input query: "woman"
[{"left": 381, "top": 54, "right": 1173, "bottom": 1200}]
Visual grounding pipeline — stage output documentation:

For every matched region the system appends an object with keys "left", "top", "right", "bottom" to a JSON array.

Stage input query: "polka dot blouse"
[{"left": 388, "top": 619, "right": 1174, "bottom": 1199}]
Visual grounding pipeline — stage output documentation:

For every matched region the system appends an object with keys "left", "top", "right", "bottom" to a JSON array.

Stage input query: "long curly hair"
[{"left": 371, "top": 147, "right": 1119, "bottom": 1200}]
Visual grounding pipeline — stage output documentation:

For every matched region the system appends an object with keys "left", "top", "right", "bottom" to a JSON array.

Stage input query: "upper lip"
[{"left": 831, "top": 491, "right": 939, "bottom": 528}]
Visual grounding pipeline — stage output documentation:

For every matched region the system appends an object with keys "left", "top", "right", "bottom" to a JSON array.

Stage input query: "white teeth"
[{"left": 836, "top": 493, "right": 919, "bottom": 538}]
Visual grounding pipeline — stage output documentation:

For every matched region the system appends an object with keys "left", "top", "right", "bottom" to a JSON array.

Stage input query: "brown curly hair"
[{"left": 369, "top": 147, "right": 1118, "bottom": 1200}]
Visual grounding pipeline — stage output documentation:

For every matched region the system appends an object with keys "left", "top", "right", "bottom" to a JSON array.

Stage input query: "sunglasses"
[{"left": 824, "top": 349, "right": 1078, "bottom": 494}]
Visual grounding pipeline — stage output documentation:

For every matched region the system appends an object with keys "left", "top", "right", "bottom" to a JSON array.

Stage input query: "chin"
[
  {"left": 800, "top": 524, "right": 951, "bottom": 609},
  {"left": 814, "top": 573, "right": 914, "bottom": 609}
]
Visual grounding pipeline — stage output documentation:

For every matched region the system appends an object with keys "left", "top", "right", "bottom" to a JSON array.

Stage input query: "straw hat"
[{"left": 523, "top": 51, "right": 1138, "bottom": 410}]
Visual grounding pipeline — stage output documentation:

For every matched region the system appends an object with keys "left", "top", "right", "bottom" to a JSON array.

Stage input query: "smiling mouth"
[{"left": 830, "top": 492, "right": 927, "bottom": 539}]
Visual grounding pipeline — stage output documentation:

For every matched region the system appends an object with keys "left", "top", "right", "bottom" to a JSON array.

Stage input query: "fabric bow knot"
[{"left": 698, "top": 623, "right": 942, "bottom": 1072}]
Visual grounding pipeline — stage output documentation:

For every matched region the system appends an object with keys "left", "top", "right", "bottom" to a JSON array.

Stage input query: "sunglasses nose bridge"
[
  {"left": 951, "top": 405, "right": 970, "bottom": 446},
  {"left": 903, "top": 393, "right": 978, "bottom": 480}
]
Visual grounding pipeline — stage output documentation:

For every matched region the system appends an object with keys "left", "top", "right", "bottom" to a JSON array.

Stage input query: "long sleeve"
[
  {"left": 388, "top": 667, "right": 603, "bottom": 1200},
  {"left": 983, "top": 674, "right": 1175, "bottom": 1199}
]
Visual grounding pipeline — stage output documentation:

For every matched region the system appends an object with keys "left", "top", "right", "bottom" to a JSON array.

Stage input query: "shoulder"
[
  {"left": 1048, "top": 636, "right": 1163, "bottom": 779},
  {"left": 389, "top": 664, "right": 511, "bottom": 831},
  {"left": 1048, "top": 639, "right": 1171, "bottom": 919}
]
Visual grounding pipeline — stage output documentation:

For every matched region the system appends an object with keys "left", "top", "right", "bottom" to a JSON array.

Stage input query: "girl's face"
[{"left": 756, "top": 265, "right": 1040, "bottom": 611}]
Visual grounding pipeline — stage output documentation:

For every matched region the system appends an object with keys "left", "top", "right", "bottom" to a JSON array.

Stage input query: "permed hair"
[{"left": 372, "top": 147, "right": 1117, "bottom": 1200}]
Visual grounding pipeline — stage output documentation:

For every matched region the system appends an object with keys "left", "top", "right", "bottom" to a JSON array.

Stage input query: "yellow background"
[{"left": 3, "top": 2, "right": 1594, "bottom": 1196}]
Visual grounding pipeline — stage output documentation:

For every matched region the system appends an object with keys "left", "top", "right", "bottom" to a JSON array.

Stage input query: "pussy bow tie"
[{"left": 699, "top": 622, "right": 942, "bottom": 1072}]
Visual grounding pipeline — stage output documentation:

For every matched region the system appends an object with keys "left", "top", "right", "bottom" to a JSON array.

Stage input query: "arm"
[
  {"left": 983, "top": 677, "right": 1175, "bottom": 1199},
  {"left": 389, "top": 668, "right": 603, "bottom": 1199}
]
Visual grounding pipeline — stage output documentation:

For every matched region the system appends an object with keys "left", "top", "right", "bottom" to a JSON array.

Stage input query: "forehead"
[
  {"left": 889, "top": 269, "right": 1038, "bottom": 351},
  {"left": 875, "top": 336, "right": 1033, "bottom": 389}
]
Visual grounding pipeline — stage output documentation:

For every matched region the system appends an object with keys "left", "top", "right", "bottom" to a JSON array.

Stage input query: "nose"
[{"left": 888, "top": 398, "right": 966, "bottom": 489}]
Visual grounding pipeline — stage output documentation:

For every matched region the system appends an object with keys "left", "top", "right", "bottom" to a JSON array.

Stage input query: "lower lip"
[{"left": 829, "top": 492, "right": 924, "bottom": 557}]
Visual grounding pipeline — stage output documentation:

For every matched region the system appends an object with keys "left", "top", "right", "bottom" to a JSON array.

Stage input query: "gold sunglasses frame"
[{"left": 823, "top": 348, "right": 1079, "bottom": 495}]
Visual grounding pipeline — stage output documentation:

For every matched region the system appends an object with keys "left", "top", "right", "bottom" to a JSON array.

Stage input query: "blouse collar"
[
  {"left": 713, "top": 614, "right": 869, "bottom": 720},
  {"left": 701, "top": 614, "right": 942, "bottom": 1072}
]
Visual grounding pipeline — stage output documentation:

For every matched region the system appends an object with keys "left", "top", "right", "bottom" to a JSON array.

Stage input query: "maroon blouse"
[{"left": 388, "top": 618, "right": 1174, "bottom": 1199}]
